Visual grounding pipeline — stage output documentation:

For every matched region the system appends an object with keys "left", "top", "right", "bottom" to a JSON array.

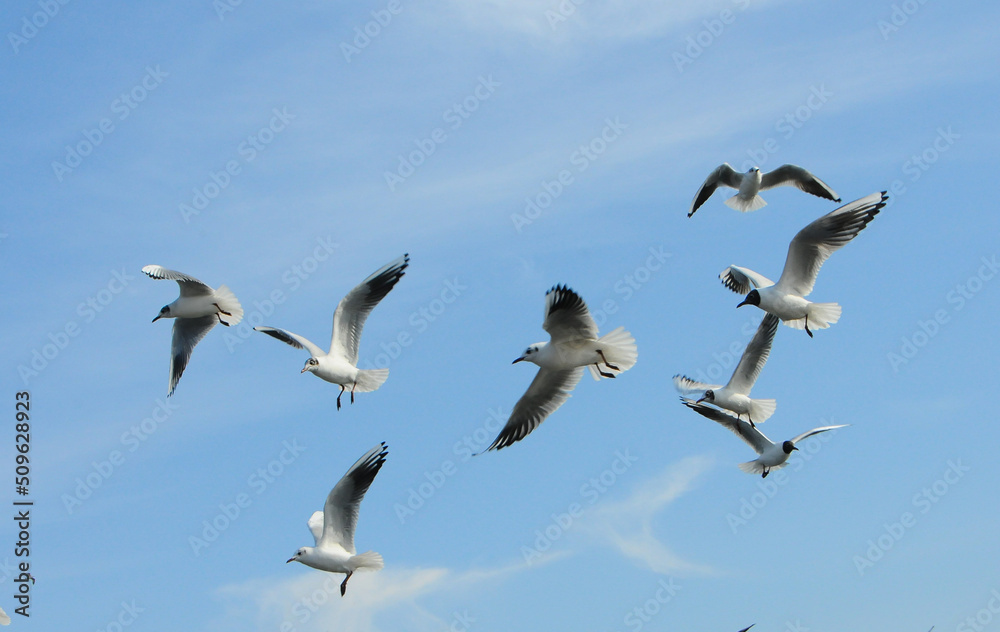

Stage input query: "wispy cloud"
[{"left": 580, "top": 455, "right": 717, "bottom": 576}]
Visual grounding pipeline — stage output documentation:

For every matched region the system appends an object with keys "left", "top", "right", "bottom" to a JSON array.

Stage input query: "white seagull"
[
  {"left": 683, "top": 399, "right": 847, "bottom": 477},
  {"left": 673, "top": 313, "right": 779, "bottom": 427},
  {"left": 287, "top": 442, "right": 387, "bottom": 596},
  {"left": 485, "top": 285, "right": 637, "bottom": 451},
  {"left": 143, "top": 265, "right": 244, "bottom": 396},
  {"left": 255, "top": 254, "right": 408, "bottom": 409},
  {"left": 720, "top": 191, "right": 888, "bottom": 337},
  {"left": 687, "top": 163, "right": 840, "bottom": 217}
]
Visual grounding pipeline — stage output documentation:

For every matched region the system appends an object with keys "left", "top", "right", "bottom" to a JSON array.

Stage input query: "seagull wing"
[
  {"left": 790, "top": 424, "right": 848, "bottom": 445},
  {"left": 307, "top": 510, "right": 324, "bottom": 546},
  {"left": 253, "top": 326, "right": 325, "bottom": 359},
  {"left": 319, "top": 442, "right": 388, "bottom": 554},
  {"left": 142, "top": 265, "right": 213, "bottom": 297},
  {"left": 719, "top": 265, "right": 775, "bottom": 295},
  {"left": 672, "top": 374, "right": 721, "bottom": 395},
  {"left": 775, "top": 191, "right": 887, "bottom": 297},
  {"left": 330, "top": 254, "right": 409, "bottom": 364},
  {"left": 726, "top": 313, "right": 779, "bottom": 395},
  {"left": 542, "top": 285, "right": 598, "bottom": 342},
  {"left": 760, "top": 164, "right": 840, "bottom": 202},
  {"left": 486, "top": 367, "right": 584, "bottom": 451},
  {"left": 682, "top": 399, "right": 772, "bottom": 455},
  {"left": 688, "top": 163, "right": 743, "bottom": 217},
  {"left": 168, "top": 315, "right": 216, "bottom": 396}
]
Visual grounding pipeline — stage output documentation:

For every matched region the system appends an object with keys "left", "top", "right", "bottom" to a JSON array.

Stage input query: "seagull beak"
[
  {"left": 695, "top": 395, "right": 707, "bottom": 404},
  {"left": 286, "top": 557, "right": 295, "bottom": 563},
  {"left": 300, "top": 366, "right": 309, "bottom": 373},
  {"left": 791, "top": 445, "right": 799, "bottom": 451},
  {"left": 512, "top": 356, "right": 524, "bottom": 364},
  {"left": 736, "top": 297, "right": 751, "bottom": 308},
  {"left": 151, "top": 315, "right": 162, "bottom": 323}
]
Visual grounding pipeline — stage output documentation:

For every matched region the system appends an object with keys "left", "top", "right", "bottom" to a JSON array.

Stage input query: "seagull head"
[
  {"left": 747, "top": 166, "right": 760, "bottom": 174},
  {"left": 151, "top": 305, "right": 170, "bottom": 322},
  {"left": 301, "top": 357, "right": 320, "bottom": 374},
  {"left": 286, "top": 547, "right": 310, "bottom": 564},
  {"left": 696, "top": 389, "right": 715, "bottom": 404},
  {"left": 736, "top": 289, "right": 760, "bottom": 308},
  {"left": 513, "top": 344, "right": 544, "bottom": 365},
  {"left": 781, "top": 440, "right": 799, "bottom": 454}
]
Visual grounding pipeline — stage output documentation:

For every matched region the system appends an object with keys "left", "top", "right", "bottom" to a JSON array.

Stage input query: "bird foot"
[
  {"left": 337, "top": 387, "right": 344, "bottom": 411},
  {"left": 340, "top": 571, "right": 352, "bottom": 597},
  {"left": 597, "top": 366, "right": 616, "bottom": 379},
  {"left": 597, "top": 350, "right": 620, "bottom": 371},
  {"left": 213, "top": 303, "right": 232, "bottom": 317}
]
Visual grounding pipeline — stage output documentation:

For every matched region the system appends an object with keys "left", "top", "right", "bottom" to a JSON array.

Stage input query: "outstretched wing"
[
  {"left": 486, "top": 368, "right": 584, "bottom": 451},
  {"left": 727, "top": 313, "right": 779, "bottom": 395},
  {"left": 790, "top": 424, "right": 848, "bottom": 445},
  {"left": 775, "top": 192, "right": 887, "bottom": 297},
  {"left": 719, "top": 265, "right": 775, "bottom": 295},
  {"left": 142, "top": 265, "right": 213, "bottom": 297},
  {"left": 672, "top": 374, "right": 721, "bottom": 395},
  {"left": 320, "top": 442, "right": 389, "bottom": 554},
  {"left": 168, "top": 315, "right": 216, "bottom": 396},
  {"left": 307, "top": 510, "right": 324, "bottom": 546},
  {"left": 682, "top": 399, "right": 772, "bottom": 455},
  {"left": 760, "top": 164, "right": 840, "bottom": 202},
  {"left": 253, "top": 326, "right": 325, "bottom": 359},
  {"left": 542, "top": 285, "right": 598, "bottom": 342},
  {"left": 330, "top": 254, "right": 410, "bottom": 364},
  {"left": 688, "top": 163, "right": 743, "bottom": 217}
]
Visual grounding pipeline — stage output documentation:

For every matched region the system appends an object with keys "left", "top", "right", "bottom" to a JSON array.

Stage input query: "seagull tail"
[
  {"left": 738, "top": 460, "right": 766, "bottom": 475},
  {"left": 725, "top": 193, "right": 767, "bottom": 213},
  {"left": 749, "top": 398, "right": 777, "bottom": 424},
  {"left": 348, "top": 550, "right": 384, "bottom": 572},
  {"left": 353, "top": 368, "right": 389, "bottom": 393},
  {"left": 214, "top": 285, "right": 244, "bottom": 326},
  {"left": 589, "top": 326, "right": 638, "bottom": 381}
]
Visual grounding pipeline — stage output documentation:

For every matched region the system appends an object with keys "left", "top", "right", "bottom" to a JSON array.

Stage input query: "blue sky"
[{"left": 2, "top": 0, "right": 999, "bottom": 629}]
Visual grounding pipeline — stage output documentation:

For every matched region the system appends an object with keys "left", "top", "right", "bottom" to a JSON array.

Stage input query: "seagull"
[
  {"left": 673, "top": 313, "right": 779, "bottom": 427},
  {"left": 287, "top": 442, "right": 387, "bottom": 596},
  {"left": 687, "top": 163, "right": 840, "bottom": 217},
  {"left": 737, "top": 627, "right": 754, "bottom": 632},
  {"left": 720, "top": 191, "right": 888, "bottom": 337},
  {"left": 682, "top": 400, "right": 847, "bottom": 477},
  {"left": 255, "top": 254, "right": 408, "bottom": 409},
  {"left": 485, "top": 285, "right": 637, "bottom": 451},
  {"left": 0, "top": 606, "right": 9, "bottom": 625},
  {"left": 143, "top": 265, "right": 244, "bottom": 396}
]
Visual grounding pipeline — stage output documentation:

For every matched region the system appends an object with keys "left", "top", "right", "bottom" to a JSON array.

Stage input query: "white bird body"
[
  {"left": 688, "top": 163, "right": 840, "bottom": 217},
  {"left": 256, "top": 254, "right": 409, "bottom": 409},
  {"left": 287, "top": 443, "right": 388, "bottom": 596},
  {"left": 674, "top": 314, "right": 779, "bottom": 425},
  {"left": 485, "top": 285, "right": 637, "bottom": 451},
  {"left": 720, "top": 191, "right": 888, "bottom": 336},
  {"left": 682, "top": 400, "right": 847, "bottom": 477},
  {"left": 142, "top": 265, "right": 244, "bottom": 396}
]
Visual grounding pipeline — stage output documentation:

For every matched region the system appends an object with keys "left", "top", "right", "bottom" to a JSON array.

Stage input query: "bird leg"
[
  {"left": 762, "top": 468, "right": 770, "bottom": 479},
  {"left": 804, "top": 316, "right": 813, "bottom": 338},
  {"left": 594, "top": 364, "right": 616, "bottom": 379},
  {"left": 351, "top": 383, "right": 357, "bottom": 404},
  {"left": 597, "top": 350, "right": 620, "bottom": 371},
  {"left": 748, "top": 414, "right": 756, "bottom": 429},
  {"left": 213, "top": 303, "right": 232, "bottom": 317},
  {"left": 340, "top": 571, "right": 353, "bottom": 597},
  {"left": 216, "top": 313, "right": 230, "bottom": 326},
  {"left": 337, "top": 385, "right": 345, "bottom": 410}
]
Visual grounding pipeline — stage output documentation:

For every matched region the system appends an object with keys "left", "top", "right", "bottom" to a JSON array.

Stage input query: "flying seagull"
[
  {"left": 143, "top": 265, "right": 244, "bottom": 396},
  {"left": 287, "top": 442, "right": 387, "bottom": 596},
  {"left": 674, "top": 313, "right": 779, "bottom": 427},
  {"left": 687, "top": 163, "right": 840, "bottom": 217},
  {"left": 485, "top": 285, "right": 637, "bottom": 452},
  {"left": 683, "top": 399, "right": 846, "bottom": 477},
  {"left": 720, "top": 191, "right": 888, "bottom": 337},
  {"left": 255, "top": 254, "right": 409, "bottom": 409}
]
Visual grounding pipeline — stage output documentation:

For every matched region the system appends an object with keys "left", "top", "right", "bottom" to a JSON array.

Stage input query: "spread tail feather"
[
  {"left": 349, "top": 550, "right": 384, "bottom": 572},
  {"left": 588, "top": 326, "right": 638, "bottom": 381},
  {"left": 214, "top": 285, "right": 244, "bottom": 326},
  {"left": 749, "top": 398, "right": 777, "bottom": 424},
  {"left": 354, "top": 369, "right": 389, "bottom": 393},
  {"left": 785, "top": 303, "right": 842, "bottom": 331},
  {"left": 725, "top": 194, "right": 767, "bottom": 213},
  {"left": 738, "top": 460, "right": 765, "bottom": 475}
]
